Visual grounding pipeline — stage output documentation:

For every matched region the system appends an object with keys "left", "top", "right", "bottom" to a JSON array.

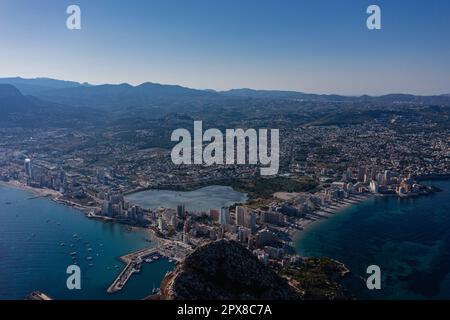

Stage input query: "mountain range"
[
  {"left": 0, "top": 77, "right": 91, "bottom": 96},
  {"left": 1, "top": 77, "right": 449, "bottom": 108},
  {"left": 1, "top": 77, "right": 449, "bottom": 128},
  {"left": 0, "top": 82, "right": 98, "bottom": 127}
]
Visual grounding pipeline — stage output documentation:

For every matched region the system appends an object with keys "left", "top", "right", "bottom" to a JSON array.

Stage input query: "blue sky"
[{"left": 0, "top": 0, "right": 449, "bottom": 95}]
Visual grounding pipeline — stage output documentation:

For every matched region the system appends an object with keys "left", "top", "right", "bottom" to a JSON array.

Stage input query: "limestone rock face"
[{"left": 159, "top": 240, "right": 300, "bottom": 300}]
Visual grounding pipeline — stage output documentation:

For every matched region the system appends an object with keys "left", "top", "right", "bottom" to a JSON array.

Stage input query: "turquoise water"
[
  {"left": 296, "top": 180, "right": 450, "bottom": 299},
  {"left": 126, "top": 185, "right": 248, "bottom": 211},
  {"left": 0, "top": 185, "right": 174, "bottom": 300}
]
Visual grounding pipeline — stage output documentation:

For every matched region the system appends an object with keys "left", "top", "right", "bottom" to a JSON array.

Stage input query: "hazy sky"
[{"left": 1, "top": 0, "right": 449, "bottom": 95}]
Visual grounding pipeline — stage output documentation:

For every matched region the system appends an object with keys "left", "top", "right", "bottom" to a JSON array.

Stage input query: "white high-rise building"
[
  {"left": 24, "top": 158, "right": 32, "bottom": 177},
  {"left": 158, "top": 217, "right": 167, "bottom": 232},
  {"left": 369, "top": 180, "right": 379, "bottom": 193}
]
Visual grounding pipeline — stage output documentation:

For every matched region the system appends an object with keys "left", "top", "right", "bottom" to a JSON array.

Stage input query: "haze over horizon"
[
  {"left": 1, "top": 75, "right": 449, "bottom": 97},
  {"left": 1, "top": 0, "right": 449, "bottom": 95}
]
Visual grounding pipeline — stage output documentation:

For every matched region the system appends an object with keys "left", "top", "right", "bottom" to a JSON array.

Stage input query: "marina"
[{"left": 107, "top": 239, "right": 189, "bottom": 294}]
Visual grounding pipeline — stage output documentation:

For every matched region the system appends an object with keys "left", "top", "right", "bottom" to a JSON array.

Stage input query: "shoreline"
[
  {"left": 291, "top": 180, "right": 443, "bottom": 239},
  {"left": 293, "top": 194, "right": 373, "bottom": 236},
  {"left": 290, "top": 194, "right": 374, "bottom": 261},
  {"left": 0, "top": 180, "right": 165, "bottom": 298},
  {"left": 0, "top": 180, "right": 98, "bottom": 215},
  {"left": 292, "top": 180, "right": 447, "bottom": 247},
  {"left": 0, "top": 180, "right": 372, "bottom": 251},
  {"left": 0, "top": 180, "right": 61, "bottom": 198},
  {"left": 0, "top": 179, "right": 154, "bottom": 239},
  {"left": 1, "top": 178, "right": 161, "bottom": 238}
]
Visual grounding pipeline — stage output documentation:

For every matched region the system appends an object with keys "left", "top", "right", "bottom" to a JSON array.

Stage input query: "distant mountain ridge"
[
  {"left": 0, "top": 83, "right": 99, "bottom": 127},
  {"left": 220, "top": 88, "right": 450, "bottom": 104},
  {"left": 32, "top": 81, "right": 222, "bottom": 109},
  {"left": 0, "top": 77, "right": 91, "bottom": 95},
  {"left": 220, "top": 88, "right": 355, "bottom": 102},
  {"left": 0, "top": 84, "right": 37, "bottom": 112},
  {"left": 0, "top": 77, "right": 449, "bottom": 110}
]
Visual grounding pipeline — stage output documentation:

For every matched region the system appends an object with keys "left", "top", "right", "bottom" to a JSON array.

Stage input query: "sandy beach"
[
  {"left": 0, "top": 180, "right": 96, "bottom": 215},
  {"left": 296, "top": 194, "right": 372, "bottom": 231},
  {"left": 0, "top": 180, "right": 61, "bottom": 198}
]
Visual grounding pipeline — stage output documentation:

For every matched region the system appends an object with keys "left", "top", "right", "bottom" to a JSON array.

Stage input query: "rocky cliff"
[{"left": 156, "top": 240, "right": 300, "bottom": 300}]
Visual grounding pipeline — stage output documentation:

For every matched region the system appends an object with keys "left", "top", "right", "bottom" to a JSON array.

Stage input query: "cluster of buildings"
[
  {"left": 21, "top": 158, "right": 86, "bottom": 198},
  {"left": 329, "top": 166, "right": 432, "bottom": 198},
  {"left": 287, "top": 121, "right": 450, "bottom": 182},
  {"left": 0, "top": 103, "right": 449, "bottom": 269},
  {"left": 97, "top": 193, "right": 146, "bottom": 224},
  {"left": 146, "top": 200, "right": 311, "bottom": 268}
]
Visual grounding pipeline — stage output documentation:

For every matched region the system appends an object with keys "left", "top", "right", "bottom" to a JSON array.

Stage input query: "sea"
[
  {"left": 0, "top": 184, "right": 246, "bottom": 300},
  {"left": 295, "top": 180, "right": 450, "bottom": 299},
  {"left": 3, "top": 180, "right": 449, "bottom": 300},
  {"left": 0, "top": 184, "right": 173, "bottom": 300}
]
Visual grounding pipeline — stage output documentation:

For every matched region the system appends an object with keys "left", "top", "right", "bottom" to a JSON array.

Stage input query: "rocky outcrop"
[
  {"left": 280, "top": 257, "right": 352, "bottom": 300},
  {"left": 157, "top": 240, "right": 300, "bottom": 300},
  {"left": 26, "top": 291, "right": 53, "bottom": 300}
]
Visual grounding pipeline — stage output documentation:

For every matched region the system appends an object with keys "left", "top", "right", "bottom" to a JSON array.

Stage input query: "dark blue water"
[
  {"left": 296, "top": 180, "right": 450, "bottom": 300},
  {"left": 0, "top": 185, "right": 174, "bottom": 300}
]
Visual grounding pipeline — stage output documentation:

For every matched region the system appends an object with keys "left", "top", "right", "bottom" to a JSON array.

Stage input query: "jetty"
[{"left": 107, "top": 239, "right": 192, "bottom": 294}]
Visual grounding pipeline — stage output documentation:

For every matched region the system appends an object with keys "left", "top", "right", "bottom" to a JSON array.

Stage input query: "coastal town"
[{"left": 1, "top": 111, "right": 448, "bottom": 294}]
